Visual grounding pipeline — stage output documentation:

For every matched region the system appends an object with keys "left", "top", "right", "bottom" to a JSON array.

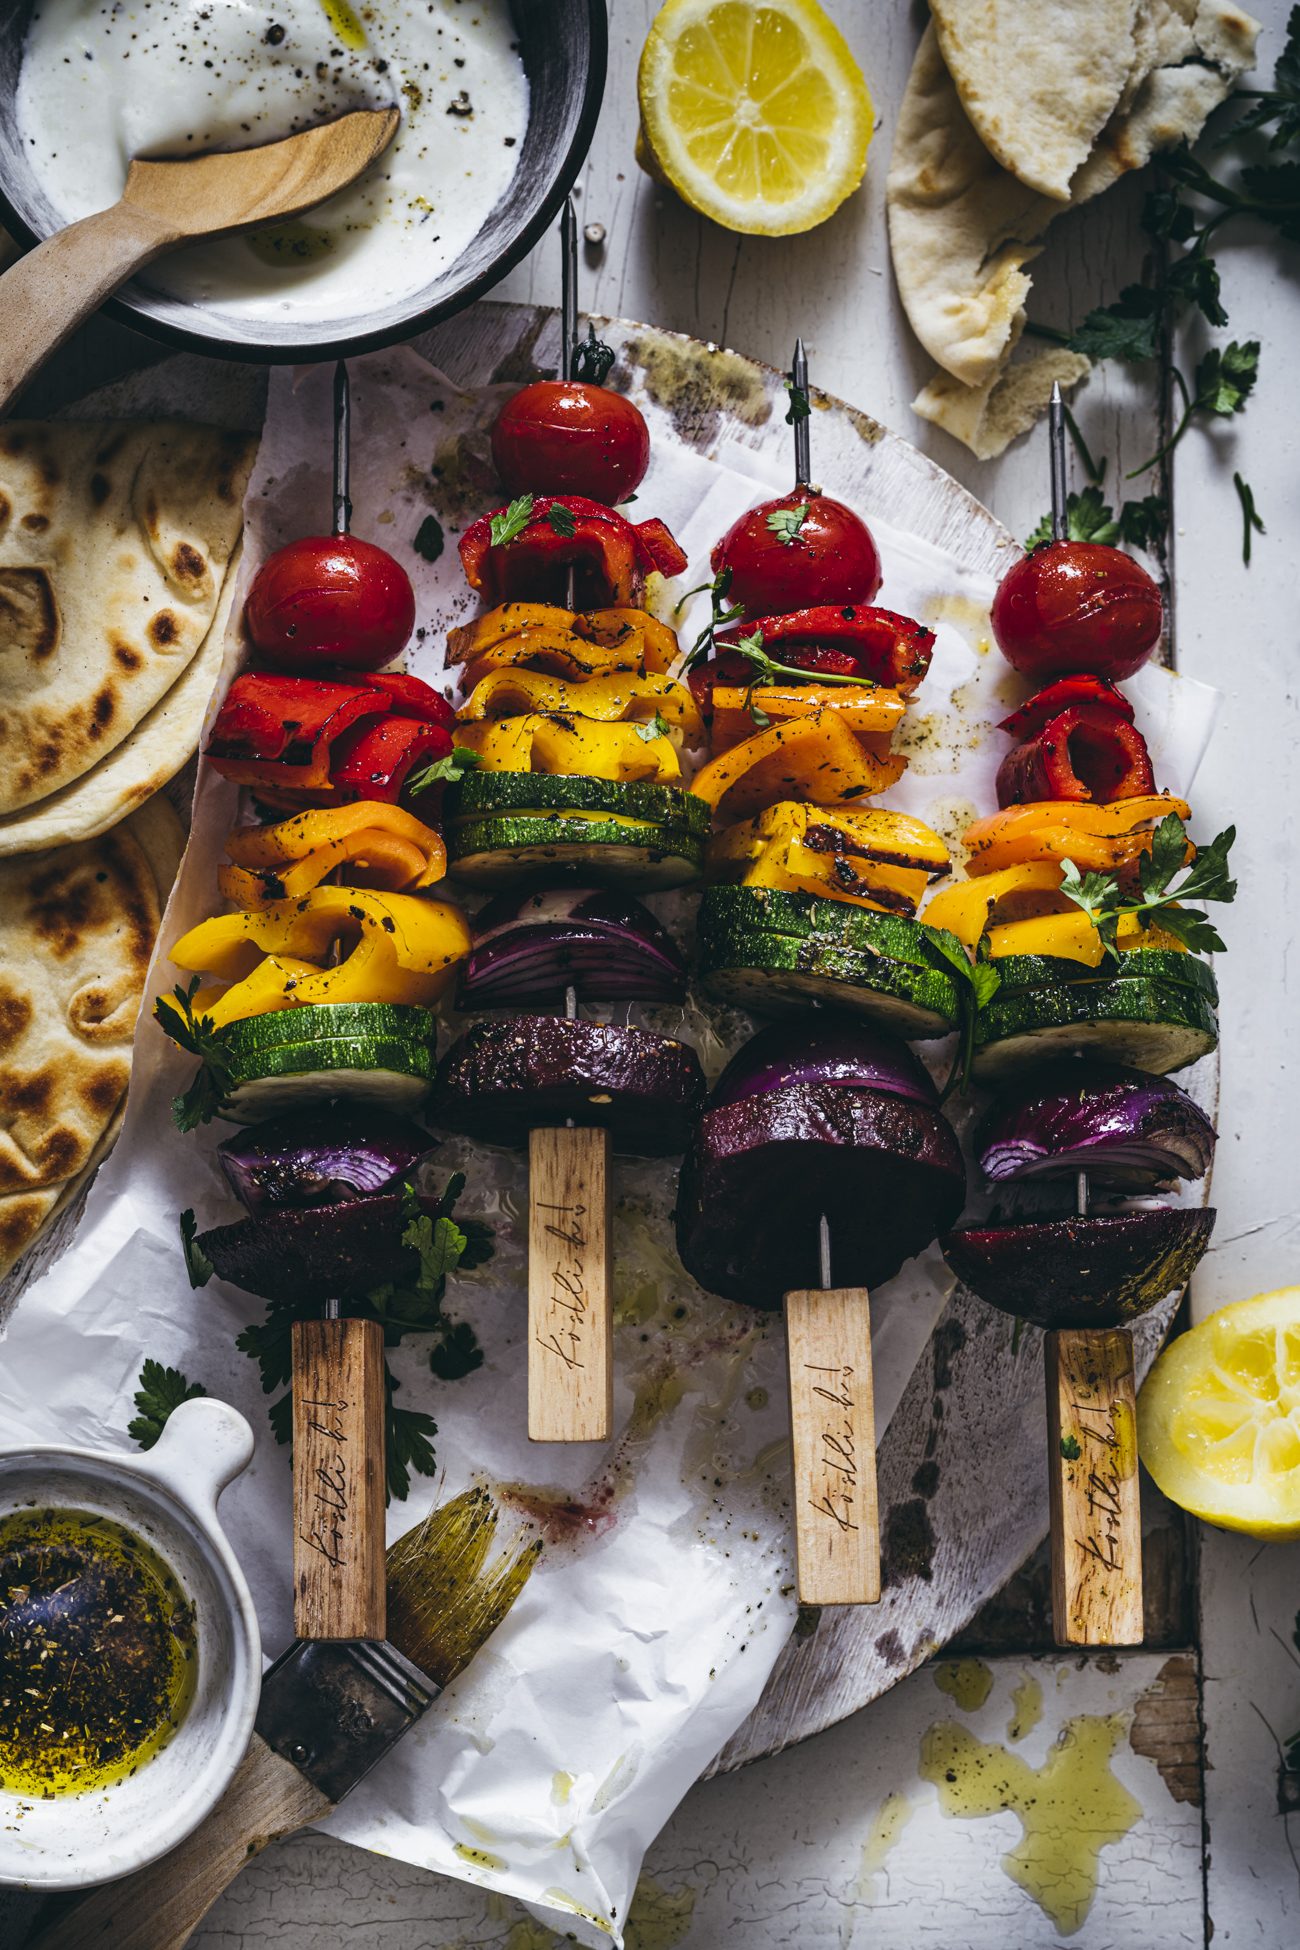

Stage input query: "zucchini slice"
[
  {"left": 447, "top": 768, "right": 711, "bottom": 835},
  {"left": 990, "top": 948, "right": 1218, "bottom": 1003},
  {"left": 218, "top": 1004, "right": 435, "bottom": 1122},
  {"left": 447, "top": 813, "right": 704, "bottom": 889},
  {"left": 973, "top": 975, "right": 1218, "bottom": 1082}
]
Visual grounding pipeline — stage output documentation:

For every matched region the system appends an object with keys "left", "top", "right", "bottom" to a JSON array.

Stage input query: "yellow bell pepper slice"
[
  {"left": 709, "top": 684, "right": 907, "bottom": 756},
  {"left": 169, "top": 887, "right": 471, "bottom": 1028},
  {"left": 986, "top": 912, "right": 1106, "bottom": 965},
  {"left": 447, "top": 604, "right": 677, "bottom": 675},
  {"left": 964, "top": 796, "right": 1192, "bottom": 878},
  {"left": 454, "top": 714, "right": 682, "bottom": 784},
  {"left": 458, "top": 668, "right": 703, "bottom": 738},
  {"left": 707, "top": 800, "right": 949, "bottom": 916},
  {"left": 218, "top": 804, "right": 447, "bottom": 908},
  {"left": 690, "top": 711, "right": 900, "bottom": 822},
  {"left": 576, "top": 607, "right": 678, "bottom": 672},
  {"left": 461, "top": 635, "right": 648, "bottom": 689},
  {"left": 922, "top": 863, "right": 1072, "bottom": 950}
]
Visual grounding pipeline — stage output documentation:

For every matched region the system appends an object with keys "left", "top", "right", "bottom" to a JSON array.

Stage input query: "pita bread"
[
  {"left": 931, "top": 1, "right": 1141, "bottom": 201},
  {"left": 0, "top": 796, "right": 182, "bottom": 1279},
  {"left": 914, "top": 344, "right": 1092, "bottom": 458},
  {"left": 0, "top": 542, "right": 242, "bottom": 858},
  {"left": 887, "top": 5, "right": 1260, "bottom": 392},
  {"left": 0, "top": 420, "right": 255, "bottom": 814}
]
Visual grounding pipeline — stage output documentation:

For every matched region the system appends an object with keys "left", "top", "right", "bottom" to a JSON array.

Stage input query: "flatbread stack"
[
  {"left": 0, "top": 794, "right": 184, "bottom": 1286},
  {"left": 0, "top": 419, "right": 255, "bottom": 853},
  {"left": 887, "top": 0, "right": 1261, "bottom": 456}
]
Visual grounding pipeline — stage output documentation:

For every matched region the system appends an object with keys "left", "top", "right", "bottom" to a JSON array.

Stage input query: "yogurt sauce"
[{"left": 17, "top": 1, "right": 529, "bottom": 325}]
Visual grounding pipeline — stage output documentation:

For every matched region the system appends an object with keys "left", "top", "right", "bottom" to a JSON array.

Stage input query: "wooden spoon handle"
[
  {"left": 0, "top": 204, "right": 174, "bottom": 412},
  {"left": 27, "top": 1733, "right": 329, "bottom": 1950},
  {"left": 1046, "top": 1326, "right": 1144, "bottom": 1646},
  {"left": 783, "top": 1286, "right": 881, "bottom": 1605},
  {"left": 291, "top": 1316, "right": 387, "bottom": 1642},
  {"left": 527, "top": 1124, "right": 612, "bottom": 1441}
]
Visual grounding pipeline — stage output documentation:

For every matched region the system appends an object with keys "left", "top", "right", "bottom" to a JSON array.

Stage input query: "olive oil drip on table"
[{"left": 0, "top": 1508, "right": 197, "bottom": 1796}]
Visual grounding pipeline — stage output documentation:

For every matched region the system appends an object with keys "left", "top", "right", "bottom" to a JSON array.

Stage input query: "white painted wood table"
[{"left": 6, "top": 3, "right": 1300, "bottom": 1945}]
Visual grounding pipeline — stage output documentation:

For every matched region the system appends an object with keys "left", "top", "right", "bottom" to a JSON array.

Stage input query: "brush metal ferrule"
[{"left": 255, "top": 1637, "right": 441, "bottom": 1805}]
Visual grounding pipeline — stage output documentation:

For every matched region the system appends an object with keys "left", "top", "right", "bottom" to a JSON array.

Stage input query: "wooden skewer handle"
[
  {"left": 527, "top": 1124, "right": 612, "bottom": 1442},
  {"left": 291, "top": 1315, "right": 387, "bottom": 1642},
  {"left": 0, "top": 204, "right": 175, "bottom": 413},
  {"left": 1046, "top": 1326, "right": 1144, "bottom": 1646},
  {"left": 27, "top": 1733, "right": 330, "bottom": 1950},
  {"left": 784, "top": 1287, "right": 881, "bottom": 1606}
]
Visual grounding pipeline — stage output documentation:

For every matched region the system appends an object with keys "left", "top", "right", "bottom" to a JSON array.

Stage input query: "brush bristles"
[{"left": 385, "top": 1486, "right": 541, "bottom": 1687}]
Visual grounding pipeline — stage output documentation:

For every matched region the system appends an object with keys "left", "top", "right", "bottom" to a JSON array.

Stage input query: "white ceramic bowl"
[{"left": 0, "top": 1397, "right": 260, "bottom": 1891}]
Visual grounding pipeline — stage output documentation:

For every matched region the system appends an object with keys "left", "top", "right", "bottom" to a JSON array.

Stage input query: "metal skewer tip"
[
  {"left": 332, "top": 360, "right": 352, "bottom": 537},
  {"left": 1075, "top": 1169, "right": 1090, "bottom": 1219},
  {"left": 791, "top": 336, "right": 812, "bottom": 488},
  {"left": 1048, "top": 381, "right": 1069, "bottom": 543},
  {"left": 561, "top": 194, "right": 580, "bottom": 382},
  {"left": 818, "top": 1213, "right": 833, "bottom": 1290}
]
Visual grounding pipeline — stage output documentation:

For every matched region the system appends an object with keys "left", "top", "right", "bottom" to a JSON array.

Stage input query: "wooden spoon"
[{"left": 0, "top": 108, "right": 399, "bottom": 411}]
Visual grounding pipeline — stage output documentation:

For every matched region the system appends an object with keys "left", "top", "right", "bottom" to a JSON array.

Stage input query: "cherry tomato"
[
  {"left": 710, "top": 489, "right": 882, "bottom": 616},
  {"left": 246, "top": 535, "right": 416, "bottom": 672},
  {"left": 991, "top": 541, "right": 1163, "bottom": 681},
  {"left": 491, "top": 381, "right": 650, "bottom": 504}
]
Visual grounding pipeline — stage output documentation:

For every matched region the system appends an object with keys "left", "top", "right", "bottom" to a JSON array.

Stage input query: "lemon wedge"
[
  {"left": 637, "top": 0, "right": 873, "bottom": 236},
  {"left": 1138, "top": 1286, "right": 1300, "bottom": 1539}
]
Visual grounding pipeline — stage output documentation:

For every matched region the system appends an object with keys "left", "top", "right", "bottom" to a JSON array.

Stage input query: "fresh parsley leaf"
[
  {"left": 128, "top": 1359, "right": 206, "bottom": 1451},
  {"left": 489, "top": 494, "right": 534, "bottom": 547},
  {"left": 1142, "top": 186, "right": 1198, "bottom": 243},
  {"left": 547, "top": 502, "right": 577, "bottom": 539},
  {"left": 413, "top": 514, "right": 444, "bottom": 563},
  {"left": 679, "top": 566, "right": 746, "bottom": 668},
  {"left": 179, "top": 1208, "right": 213, "bottom": 1290},
  {"left": 784, "top": 381, "right": 811, "bottom": 424},
  {"left": 1234, "top": 472, "right": 1265, "bottom": 566},
  {"left": 1060, "top": 1434, "right": 1083, "bottom": 1461},
  {"left": 1165, "top": 248, "right": 1227, "bottom": 328},
  {"left": 1117, "top": 494, "right": 1168, "bottom": 550},
  {"left": 572, "top": 323, "right": 616, "bottom": 385},
  {"left": 153, "top": 978, "right": 233, "bottom": 1132},
  {"left": 1024, "top": 484, "right": 1119, "bottom": 551},
  {"left": 1069, "top": 283, "right": 1164, "bottom": 362},
  {"left": 969, "top": 960, "right": 1003, "bottom": 1010},
  {"left": 386, "top": 1388, "right": 439, "bottom": 1503},
  {"left": 1140, "top": 810, "right": 1193, "bottom": 897},
  {"left": 406, "top": 745, "right": 481, "bottom": 795},
  {"left": 635, "top": 710, "right": 671, "bottom": 743},
  {"left": 430, "top": 1319, "right": 484, "bottom": 1382},
  {"left": 766, "top": 502, "right": 809, "bottom": 546},
  {"left": 1060, "top": 817, "right": 1236, "bottom": 961},
  {"left": 1220, "top": 9, "right": 1300, "bottom": 150},
  {"left": 724, "top": 625, "right": 867, "bottom": 691},
  {"left": 1196, "top": 339, "right": 1260, "bottom": 417}
]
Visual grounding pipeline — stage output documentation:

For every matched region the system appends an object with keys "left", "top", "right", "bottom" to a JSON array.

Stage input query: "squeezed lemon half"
[
  {"left": 1138, "top": 1286, "right": 1300, "bottom": 1538},
  {"left": 637, "top": 0, "right": 873, "bottom": 236}
]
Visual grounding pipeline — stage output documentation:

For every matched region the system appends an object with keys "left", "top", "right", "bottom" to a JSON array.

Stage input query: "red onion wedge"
[
  {"left": 977, "top": 1061, "right": 1215, "bottom": 1192},
  {"left": 216, "top": 1111, "right": 433, "bottom": 1217},
  {"left": 459, "top": 886, "right": 686, "bottom": 1008},
  {"left": 709, "top": 1014, "right": 937, "bottom": 1112}
]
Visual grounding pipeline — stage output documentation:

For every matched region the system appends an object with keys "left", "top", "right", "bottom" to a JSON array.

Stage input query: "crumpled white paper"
[{"left": 0, "top": 344, "right": 1218, "bottom": 1945}]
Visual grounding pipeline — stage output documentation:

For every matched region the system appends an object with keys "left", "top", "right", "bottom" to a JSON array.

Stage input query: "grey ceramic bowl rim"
[{"left": 0, "top": 0, "right": 608, "bottom": 365}]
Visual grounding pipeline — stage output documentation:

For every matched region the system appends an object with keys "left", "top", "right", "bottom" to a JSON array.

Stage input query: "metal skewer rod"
[
  {"left": 561, "top": 195, "right": 580, "bottom": 382},
  {"left": 333, "top": 360, "right": 352, "bottom": 536},
  {"left": 1048, "top": 380, "right": 1069, "bottom": 543},
  {"left": 792, "top": 336, "right": 812, "bottom": 487},
  {"left": 818, "top": 1212, "right": 833, "bottom": 1290},
  {"left": 1076, "top": 1170, "right": 1090, "bottom": 1219}
]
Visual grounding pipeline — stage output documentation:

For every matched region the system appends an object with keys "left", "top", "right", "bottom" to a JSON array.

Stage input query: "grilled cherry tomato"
[
  {"left": 711, "top": 488, "right": 882, "bottom": 615},
  {"left": 246, "top": 535, "right": 416, "bottom": 673},
  {"left": 491, "top": 381, "right": 650, "bottom": 504},
  {"left": 991, "top": 541, "right": 1163, "bottom": 681}
]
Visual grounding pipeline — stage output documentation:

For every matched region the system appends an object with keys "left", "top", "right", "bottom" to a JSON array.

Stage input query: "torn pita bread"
[
  {"left": 0, "top": 420, "right": 255, "bottom": 813},
  {"left": 0, "top": 795, "right": 183, "bottom": 1279},
  {"left": 914, "top": 345, "right": 1092, "bottom": 458},
  {"left": 887, "top": 4, "right": 1260, "bottom": 393},
  {"left": 931, "top": 0, "right": 1141, "bottom": 200},
  {"left": 0, "top": 542, "right": 242, "bottom": 858}
]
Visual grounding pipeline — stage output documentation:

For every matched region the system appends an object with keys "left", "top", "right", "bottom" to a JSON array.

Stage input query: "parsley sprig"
[
  {"left": 490, "top": 494, "right": 534, "bottom": 547},
  {"left": 1024, "top": 484, "right": 1167, "bottom": 552},
  {"left": 407, "top": 744, "right": 481, "bottom": 794},
  {"left": 678, "top": 565, "right": 745, "bottom": 666},
  {"left": 784, "top": 381, "right": 811, "bottom": 424},
  {"left": 153, "top": 978, "right": 233, "bottom": 1132},
  {"left": 1059, "top": 813, "right": 1237, "bottom": 958},
  {"left": 724, "top": 627, "right": 870, "bottom": 692},
  {"left": 766, "top": 502, "right": 809, "bottom": 546},
  {"left": 572, "top": 323, "right": 616, "bottom": 385},
  {"left": 547, "top": 503, "right": 577, "bottom": 539},
  {"left": 128, "top": 1359, "right": 207, "bottom": 1450},
  {"left": 228, "top": 1175, "right": 492, "bottom": 1501},
  {"left": 635, "top": 710, "right": 672, "bottom": 743}
]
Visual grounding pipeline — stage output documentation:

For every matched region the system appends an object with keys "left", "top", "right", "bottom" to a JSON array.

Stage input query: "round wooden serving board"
[{"left": 28, "top": 299, "right": 1217, "bottom": 1774}]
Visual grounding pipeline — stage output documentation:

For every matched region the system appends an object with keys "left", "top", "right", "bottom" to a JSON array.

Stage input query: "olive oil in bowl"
[{"left": 0, "top": 1507, "right": 197, "bottom": 1797}]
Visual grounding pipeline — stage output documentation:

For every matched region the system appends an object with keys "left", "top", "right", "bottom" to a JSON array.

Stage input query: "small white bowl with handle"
[{"left": 0, "top": 1396, "right": 260, "bottom": 1890}]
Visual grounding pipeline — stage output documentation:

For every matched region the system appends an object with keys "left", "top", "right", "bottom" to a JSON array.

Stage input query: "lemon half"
[
  {"left": 637, "top": 0, "right": 873, "bottom": 236},
  {"left": 1138, "top": 1286, "right": 1300, "bottom": 1539}
]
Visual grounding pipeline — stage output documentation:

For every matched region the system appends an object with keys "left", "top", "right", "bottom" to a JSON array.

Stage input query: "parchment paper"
[{"left": 0, "top": 347, "right": 1218, "bottom": 1944}]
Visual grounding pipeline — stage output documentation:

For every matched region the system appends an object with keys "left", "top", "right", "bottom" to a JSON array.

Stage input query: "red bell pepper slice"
[
  {"left": 998, "top": 674, "right": 1134, "bottom": 740},
  {"left": 715, "top": 604, "right": 935, "bottom": 694},
  {"left": 996, "top": 703, "right": 1157, "bottom": 807},
  {"left": 459, "top": 495, "right": 686, "bottom": 607},
  {"left": 206, "top": 674, "right": 391, "bottom": 788},
  {"left": 329, "top": 715, "right": 455, "bottom": 803},
  {"left": 351, "top": 669, "right": 457, "bottom": 729}
]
